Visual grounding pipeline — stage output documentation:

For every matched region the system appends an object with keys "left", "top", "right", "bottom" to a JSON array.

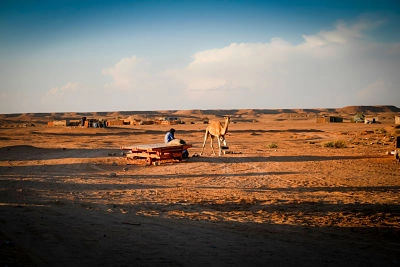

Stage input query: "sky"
[{"left": 1, "top": 0, "right": 400, "bottom": 113}]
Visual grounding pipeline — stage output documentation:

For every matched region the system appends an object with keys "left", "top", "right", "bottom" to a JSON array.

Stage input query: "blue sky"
[{"left": 1, "top": 0, "right": 399, "bottom": 113}]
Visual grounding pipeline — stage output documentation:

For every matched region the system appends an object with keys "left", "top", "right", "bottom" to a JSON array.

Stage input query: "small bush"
[
  {"left": 268, "top": 143, "right": 278, "bottom": 149},
  {"left": 323, "top": 140, "right": 347, "bottom": 148},
  {"left": 374, "top": 128, "right": 387, "bottom": 134}
]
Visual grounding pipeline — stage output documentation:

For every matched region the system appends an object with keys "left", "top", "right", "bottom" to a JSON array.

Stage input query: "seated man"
[
  {"left": 164, "top": 128, "right": 175, "bottom": 143},
  {"left": 164, "top": 128, "right": 189, "bottom": 158}
]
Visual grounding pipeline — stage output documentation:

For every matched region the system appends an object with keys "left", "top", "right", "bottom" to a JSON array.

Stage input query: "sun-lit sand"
[{"left": 1, "top": 106, "right": 399, "bottom": 266}]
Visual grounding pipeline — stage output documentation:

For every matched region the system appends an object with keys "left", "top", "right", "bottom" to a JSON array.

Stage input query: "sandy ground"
[{"left": 0, "top": 110, "right": 400, "bottom": 266}]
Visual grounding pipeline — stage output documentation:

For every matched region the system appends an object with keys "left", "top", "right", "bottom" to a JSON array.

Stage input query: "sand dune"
[{"left": 2, "top": 105, "right": 399, "bottom": 119}]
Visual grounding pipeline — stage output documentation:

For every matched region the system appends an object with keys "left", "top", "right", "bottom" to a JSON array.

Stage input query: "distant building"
[
  {"left": 395, "top": 116, "right": 400, "bottom": 125},
  {"left": 48, "top": 120, "right": 68, "bottom": 127},
  {"left": 316, "top": 116, "right": 343, "bottom": 123},
  {"left": 106, "top": 119, "right": 129, "bottom": 126},
  {"left": 156, "top": 117, "right": 183, "bottom": 125},
  {"left": 364, "top": 117, "right": 377, "bottom": 124},
  {"left": 48, "top": 119, "right": 81, "bottom": 127}
]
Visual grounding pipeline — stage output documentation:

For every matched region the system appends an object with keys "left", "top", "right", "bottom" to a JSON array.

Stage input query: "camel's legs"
[
  {"left": 200, "top": 130, "right": 209, "bottom": 155},
  {"left": 217, "top": 136, "right": 222, "bottom": 156},
  {"left": 210, "top": 136, "right": 216, "bottom": 155},
  {"left": 200, "top": 130, "right": 222, "bottom": 156}
]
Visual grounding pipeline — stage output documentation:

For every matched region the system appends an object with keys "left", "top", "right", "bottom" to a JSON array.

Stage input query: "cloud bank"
[
  {"left": 100, "top": 18, "right": 399, "bottom": 110},
  {"left": 47, "top": 82, "right": 78, "bottom": 96}
]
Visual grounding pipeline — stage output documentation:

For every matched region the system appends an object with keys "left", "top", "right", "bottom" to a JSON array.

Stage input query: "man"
[
  {"left": 164, "top": 128, "right": 189, "bottom": 158},
  {"left": 164, "top": 128, "right": 175, "bottom": 143}
]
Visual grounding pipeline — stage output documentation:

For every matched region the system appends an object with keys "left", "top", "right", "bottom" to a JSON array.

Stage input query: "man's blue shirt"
[{"left": 164, "top": 132, "right": 174, "bottom": 143}]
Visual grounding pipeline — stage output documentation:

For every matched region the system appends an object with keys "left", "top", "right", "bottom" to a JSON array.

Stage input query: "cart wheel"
[{"left": 146, "top": 158, "right": 152, "bottom": 165}]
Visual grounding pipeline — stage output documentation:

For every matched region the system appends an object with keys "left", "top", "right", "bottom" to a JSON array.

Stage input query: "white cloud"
[
  {"left": 177, "top": 19, "right": 400, "bottom": 108},
  {"left": 101, "top": 56, "right": 189, "bottom": 109},
  {"left": 38, "top": 82, "right": 84, "bottom": 112},
  {"left": 101, "top": 18, "right": 400, "bottom": 109},
  {"left": 356, "top": 79, "right": 397, "bottom": 105},
  {"left": 47, "top": 82, "right": 78, "bottom": 96},
  {"left": 102, "top": 56, "right": 154, "bottom": 91}
]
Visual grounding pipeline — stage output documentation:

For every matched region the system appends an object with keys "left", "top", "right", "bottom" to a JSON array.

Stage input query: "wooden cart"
[
  {"left": 395, "top": 136, "right": 400, "bottom": 163},
  {"left": 121, "top": 143, "right": 192, "bottom": 165}
]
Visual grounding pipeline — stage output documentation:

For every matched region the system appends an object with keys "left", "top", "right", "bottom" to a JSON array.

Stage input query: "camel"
[{"left": 200, "top": 116, "right": 230, "bottom": 156}]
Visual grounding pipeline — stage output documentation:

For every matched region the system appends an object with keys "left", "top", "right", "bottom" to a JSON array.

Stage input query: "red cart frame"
[{"left": 121, "top": 143, "right": 192, "bottom": 165}]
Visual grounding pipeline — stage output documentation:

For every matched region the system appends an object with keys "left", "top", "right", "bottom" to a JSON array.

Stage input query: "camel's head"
[{"left": 223, "top": 116, "right": 230, "bottom": 123}]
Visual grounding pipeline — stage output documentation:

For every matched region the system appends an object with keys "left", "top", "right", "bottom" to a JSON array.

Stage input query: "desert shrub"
[
  {"left": 352, "top": 112, "right": 365, "bottom": 123},
  {"left": 268, "top": 143, "right": 278, "bottom": 149},
  {"left": 323, "top": 140, "right": 347, "bottom": 148},
  {"left": 202, "top": 117, "right": 209, "bottom": 124},
  {"left": 374, "top": 128, "right": 387, "bottom": 134}
]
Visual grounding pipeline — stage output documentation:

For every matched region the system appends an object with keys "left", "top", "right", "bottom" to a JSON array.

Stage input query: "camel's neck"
[{"left": 221, "top": 117, "right": 229, "bottom": 135}]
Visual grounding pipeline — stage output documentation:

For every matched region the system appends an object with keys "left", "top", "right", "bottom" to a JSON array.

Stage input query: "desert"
[{"left": 1, "top": 106, "right": 400, "bottom": 266}]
